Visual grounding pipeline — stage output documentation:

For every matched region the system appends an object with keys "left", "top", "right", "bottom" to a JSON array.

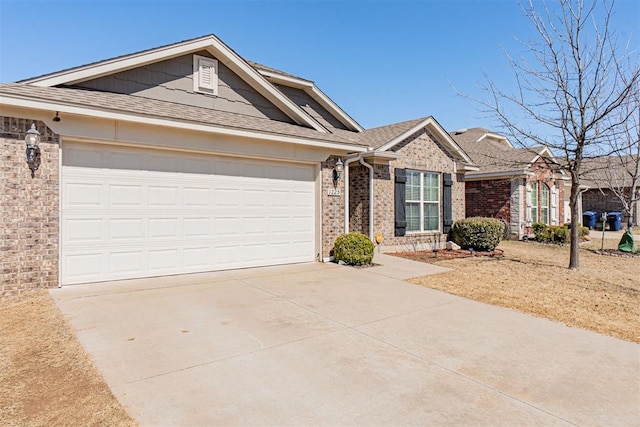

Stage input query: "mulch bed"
[
  {"left": 391, "top": 248, "right": 504, "bottom": 262},
  {"left": 593, "top": 249, "right": 640, "bottom": 258}
]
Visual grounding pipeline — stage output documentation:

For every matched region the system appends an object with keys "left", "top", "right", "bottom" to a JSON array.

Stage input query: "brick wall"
[
  {"left": 465, "top": 178, "right": 512, "bottom": 221},
  {"left": 367, "top": 130, "right": 464, "bottom": 252},
  {"left": 1, "top": 117, "right": 60, "bottom": 299},
  {"left": 348, "top": 164, "right": 369, "bottom": 234},
  {"left": 582, "top": 188, "right": 638, "bottom": 225},
  {"left": 321, "top": 155, "right": 345, "bottom": 259}
]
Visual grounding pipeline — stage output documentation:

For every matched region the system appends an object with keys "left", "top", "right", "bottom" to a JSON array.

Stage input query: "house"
[
  {"left": 0, "top": 34, "right": 476, "bottom": 296},
  {"left": 581, "top": 155, "right": 640, "bottom": 227},
  {"left": 449, "top": 128, "right": 569, "bottom": 239}
]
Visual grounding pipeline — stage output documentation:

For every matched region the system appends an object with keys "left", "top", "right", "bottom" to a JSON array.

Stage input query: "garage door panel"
[
  {"left": 148, "top": 249, "right": 181, "bottom": 272},
  {"left": 64, "top": 252, "right": 106, "bottom": 280},
  {"left": 62, "top": 143, "right": 316, "bottom": 285},
  {"left": 65, "top": 182, "right": 105, "bottom": 207},
  {"left": 109, "top": 184, "right": 144, "bottom": 207},
  {"left": 64, "top": 219, "right": 104, "bottom": 243},
  {"left": 148, "top": 186, "right": 180, "bottom": 207},
  {"left": 109, "top": 218, "right": 144, "bottom": 241},
  {"left": 109, "top": 251, "right": 145, "bottom": 275},
  {"left": 184, "top": 217, "right": 211, "bottom": 237}
]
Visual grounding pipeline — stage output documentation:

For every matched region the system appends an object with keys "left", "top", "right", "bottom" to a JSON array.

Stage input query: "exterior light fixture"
[
  {"left": 25, "top": 124, "right": 41, "bottom": 177},
  {"left": 53, "top": 111, "right": 61, "bottom": 122},
  {"left": 333, "top": 158, "right": 343, "bottom": 186}
]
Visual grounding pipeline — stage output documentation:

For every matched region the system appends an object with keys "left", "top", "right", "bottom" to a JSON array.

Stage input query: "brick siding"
[
  {"left": 1, "top": 117, "right": 60, "bottom": 299},
  {"left": 356, "top": 129, "right": 465, "bottom": 252},
  {"left": 582, "top": 188, "right": 638, "bottom": 225},
  {"left": 466, "top": 178, "right": 511, "bottom": 222},
  {"left": 321, "top": 155, "right": 345, "bottom": 259}
]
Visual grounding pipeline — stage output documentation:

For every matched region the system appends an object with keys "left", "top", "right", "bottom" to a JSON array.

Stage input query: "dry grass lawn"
[
  {"left": 0, "top": 289, "right": 137, "bottom": 427},
  {"left": 404, "top": 237, "right": 640, "bottom": 343}
]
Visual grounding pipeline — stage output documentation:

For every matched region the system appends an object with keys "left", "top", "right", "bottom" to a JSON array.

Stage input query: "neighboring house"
[
  {"left": 581, "top": 156, "right": 640, "bottom": 227},
  {"left": 450, "top": 128, "right": 569, "bottom": 239},
  {"left": 0, "top": 34, "right": 476, "bottom": 295}
]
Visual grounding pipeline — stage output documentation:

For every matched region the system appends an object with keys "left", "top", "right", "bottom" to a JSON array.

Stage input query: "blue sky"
[{"left": 1, "top": 0, "right": 638, "bottom": 132}]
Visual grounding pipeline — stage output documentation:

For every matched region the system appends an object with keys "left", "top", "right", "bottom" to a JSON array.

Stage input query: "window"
[
  {"left": 530, "top": 182, "right": 538, "bottom": 223},
  {"left": 405, "top": 170, "right": 440, "bottom": 232},
  {"left": 193, "top": 55, "right": 218, "bottom": 95},
  {"left": 541, "top": 183, "right": 550, "bottom": 224}
]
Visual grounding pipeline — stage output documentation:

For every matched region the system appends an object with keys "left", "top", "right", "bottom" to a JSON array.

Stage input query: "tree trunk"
[{"left": 569, "top": 178, "right": 581, "bottom": 270}]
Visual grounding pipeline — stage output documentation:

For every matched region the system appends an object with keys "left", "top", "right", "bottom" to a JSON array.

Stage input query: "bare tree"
[
  {"left": 594, "top": 88, "right": 640, "bottom": 230},
  {"left": 476, "top": 0, "right": 640, "bottom": 269}
]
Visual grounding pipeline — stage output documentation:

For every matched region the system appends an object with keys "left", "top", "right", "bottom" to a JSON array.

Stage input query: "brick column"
[{"left": 1, "top": 117, "right": 60, "bottom": 299}]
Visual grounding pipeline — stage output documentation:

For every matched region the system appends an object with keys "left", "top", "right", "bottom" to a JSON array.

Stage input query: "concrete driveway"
[{"left": 51, "top": 257, "right": 639, "bottom": 426}]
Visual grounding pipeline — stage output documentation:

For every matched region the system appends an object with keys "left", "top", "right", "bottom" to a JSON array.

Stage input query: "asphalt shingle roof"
[
  {"left": 356, "top": 117, "right": 429, "bottom": 149},
  {"left": 581, "top": 156, "right": 638, "bottom": 189},
  {"left": 450, "top": 127, "right": 544, "bottom": 175},
  {"left": 0, "top": 83, "right": 367, "bottom": 147}
]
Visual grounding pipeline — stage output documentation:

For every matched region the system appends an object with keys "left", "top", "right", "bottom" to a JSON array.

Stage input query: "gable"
[
  {"left": 68, "top": 52, "right": 293, "bottom": 123},
  {"left": 22, "top": 34, "right": 326, "bottom": 131},
  {"left": 391, "top": 129, "right": 457, "bottom": 171},
  {"left": 275, "top": 84, "right": 350, "bottom": 130}
]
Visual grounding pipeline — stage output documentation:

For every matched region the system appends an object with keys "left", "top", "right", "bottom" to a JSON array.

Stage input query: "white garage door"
[{"left": 61, "top": 142, "right": 316, "bottom": 285}]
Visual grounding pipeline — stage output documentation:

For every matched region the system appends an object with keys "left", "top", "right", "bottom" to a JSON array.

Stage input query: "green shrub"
[
  {"left": 451, "top": 217, "right": 505, "bottom": 251},
  {"left": 534, "top": 223, "right": 588, "bottom": 244},
  {"left": 333, "top": 232, "right": 375, "bottom": 265}
]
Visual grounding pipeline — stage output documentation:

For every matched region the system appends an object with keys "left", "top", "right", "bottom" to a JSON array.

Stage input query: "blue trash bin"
[
  {"left": 582, "top": 211, "right": 597, "bottom": 230},
  {"left": 607, "top": 212, "right": 623, "bottom": 231}
]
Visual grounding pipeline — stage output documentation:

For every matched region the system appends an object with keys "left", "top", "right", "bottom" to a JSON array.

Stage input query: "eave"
[{"left": 0, "top": 94, "right": 367, "bottom": 153}]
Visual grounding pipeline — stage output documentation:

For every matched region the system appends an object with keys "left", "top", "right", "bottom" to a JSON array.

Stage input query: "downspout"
[{"left": 359, "top": 156, "right": 374, "bottom": 241}]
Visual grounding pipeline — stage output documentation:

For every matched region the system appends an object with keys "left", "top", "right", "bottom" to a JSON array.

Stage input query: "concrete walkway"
[{"left": 51, "top": 256, "right": 639, "bottom": 426}]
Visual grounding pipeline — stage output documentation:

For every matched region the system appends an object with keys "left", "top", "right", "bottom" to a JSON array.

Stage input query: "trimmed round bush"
[
  {"left": 451, "top": 217, "right": 505, "bottom": 251},
  {"left": 534, "top": 223, "right": 589, "bottom": 244},
  {"left": 334, "top": 232, "right": 375, "bottom": 266}
]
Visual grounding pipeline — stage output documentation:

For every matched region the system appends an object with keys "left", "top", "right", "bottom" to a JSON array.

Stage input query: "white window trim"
[
  {"left": 541, "top": 183, "right": 550, "bottom": 225},
  {"left": 406, "top": 170, "right": 440, "bottom": 233},
  {"left": 528, "top": 182, "right": 538, "bottom": 225},
  {"left": 193, "top": 54, "right": 218, "bottom": 95}
]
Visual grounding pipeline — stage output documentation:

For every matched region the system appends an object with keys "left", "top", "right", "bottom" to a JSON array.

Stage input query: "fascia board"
[
  {"left": 260, "top": 70, "right": 364, "bottom": 132},
  {"left": 465, "top": 170, "right": 528, "bottom": 180},
  {"left": 458, "top": 163, "right": 480, "bottom": 172},
  {"left": 25, "top": 37, "right": 217, "bottom": 86},
  {"left": 0, "top": 95, "right": 366, "bottom": 152},
  {"left": 259, "top": 70, "right": 313, "bottom": 89},
  {"left": 308, "top": 86, "right": 364, "bottom": 132},
  {"left": 23, "top": 35, "right": 327, "bottom": 133}
]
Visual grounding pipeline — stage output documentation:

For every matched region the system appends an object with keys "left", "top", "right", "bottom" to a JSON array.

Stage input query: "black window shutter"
[
  {"left": 443, "top": 173, "right": 453, "bottom": 233},
  {"left": 395, "top": 168, "right": 406, "bottom": 236}
]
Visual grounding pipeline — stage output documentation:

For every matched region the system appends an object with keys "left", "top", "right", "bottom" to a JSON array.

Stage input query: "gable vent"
[{"left": 193, "top": 55, "right": 218, "bottom": 95}]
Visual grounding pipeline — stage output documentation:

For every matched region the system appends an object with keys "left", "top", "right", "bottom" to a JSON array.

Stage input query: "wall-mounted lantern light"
[
  {"left": 333, "top": 158, "right": 343, "bottom": 187},
  {"left": 25, "top": 124, "right": 41, "bottom": 177}
]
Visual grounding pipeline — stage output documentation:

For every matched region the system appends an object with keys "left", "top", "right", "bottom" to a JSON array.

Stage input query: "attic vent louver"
[{"left": 193, "top": 54, "right": 218, "bottom": 95}]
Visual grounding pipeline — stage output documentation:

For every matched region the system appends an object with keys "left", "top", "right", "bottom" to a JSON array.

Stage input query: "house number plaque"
[{"left": 327, "top": 188, "right": 341, "bottom": 196}]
